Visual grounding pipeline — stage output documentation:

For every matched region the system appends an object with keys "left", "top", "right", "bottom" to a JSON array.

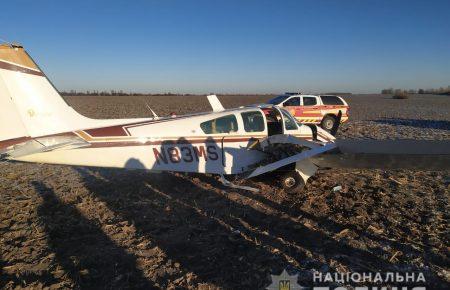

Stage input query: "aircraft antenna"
[
  {"left": 0, "top": 37, "right": 12, "bottom": 46},
  {"left": 144, "top": 101, "right": 159, "bottom": 119}
]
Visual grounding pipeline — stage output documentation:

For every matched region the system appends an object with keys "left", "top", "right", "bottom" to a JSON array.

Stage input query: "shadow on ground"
[
  {"left": 33, "top": 181, "right": 154, "bottom": 289},
  {"left": 72, "top": 165, "right": 448, "bottom": 288}
]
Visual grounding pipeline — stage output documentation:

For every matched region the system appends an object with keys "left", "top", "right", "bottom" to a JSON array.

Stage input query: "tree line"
[
  {"left": 59, "top": 90, "right": 277, "bottom": 96},
  {"left": 381, "top": 86, "right": 450, "bottom": 95},
  {"left": 59, "top": 90, "right": 199, "bottom": 96}
]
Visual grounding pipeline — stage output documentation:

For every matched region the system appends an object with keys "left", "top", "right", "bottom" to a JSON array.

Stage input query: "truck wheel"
[
  {"left": 281, "top": 171, "right": 305, "bottom": 194},
  {"left": 321, "top": 115, "right": 336, "bottom": 131}
]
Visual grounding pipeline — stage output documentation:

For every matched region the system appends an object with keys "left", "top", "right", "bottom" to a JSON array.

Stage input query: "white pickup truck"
[{"left": 267, "top": 93, "right": 349, "bottom": 131}]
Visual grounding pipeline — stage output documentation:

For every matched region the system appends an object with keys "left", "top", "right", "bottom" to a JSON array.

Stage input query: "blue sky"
[{"left": 2, "top": 0, "right": 449, "bottom": 93}]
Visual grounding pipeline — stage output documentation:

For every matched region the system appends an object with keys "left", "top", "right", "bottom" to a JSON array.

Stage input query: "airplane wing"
[
  {"left": 245, "top": 138, "right": 450, "bottom": 179},
  {"left": 311, "top": 139, "right": 450, "bottom": 171}
]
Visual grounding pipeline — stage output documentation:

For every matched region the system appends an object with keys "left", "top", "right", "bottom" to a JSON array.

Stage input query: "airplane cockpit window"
[
  {"left": 280, "top": 109, "right": 298, "bottom": 131},
  {"left": 200, "top": 115, "right": 238, "bottom": 134},
  {"left": 241, "top": 111, "right": 265, "bottom": 132}
]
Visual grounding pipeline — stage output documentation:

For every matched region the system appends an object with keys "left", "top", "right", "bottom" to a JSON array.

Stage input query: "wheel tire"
[
  {"left": 321, "top": 115, "right": 336, "bottom": 132},
  {"left": 281, "top": 171, "right": 305, "bottom": 194}
]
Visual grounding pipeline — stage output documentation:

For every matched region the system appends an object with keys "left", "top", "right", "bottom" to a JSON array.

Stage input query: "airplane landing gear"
[{"left": 281, "top": 171, "right": 305, "bottom": 193}]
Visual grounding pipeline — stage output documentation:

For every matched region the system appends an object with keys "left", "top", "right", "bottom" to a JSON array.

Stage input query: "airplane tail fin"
[{"left": 0, "top": 43, "right": 101, "bottom": 142}]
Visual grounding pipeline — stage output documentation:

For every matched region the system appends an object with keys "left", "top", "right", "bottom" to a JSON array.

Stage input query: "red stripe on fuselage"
[
  {"left": 0, "top": 60, "right": 44, "bottom": 76},
  {"left": 0, "top": 137, "right": 32, "bottom": 150},
  {"left": 83, "top": 114, "right": 206, "bottom": 138},
  {"left": 85, "top": 137, "right": 262, "bottom": 148},
  {"left": 84, "top": 126, "right": 130, "bottom": 137}
]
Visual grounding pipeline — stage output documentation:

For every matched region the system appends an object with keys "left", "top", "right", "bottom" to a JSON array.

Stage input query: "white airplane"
[{"left": 1, "top": 43, "right": 449, "bottom": 193}]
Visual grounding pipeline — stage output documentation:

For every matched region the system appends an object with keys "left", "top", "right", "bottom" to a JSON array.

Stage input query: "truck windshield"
[{"left": 267, "top": 95, "right": 289, "bottom": 105}]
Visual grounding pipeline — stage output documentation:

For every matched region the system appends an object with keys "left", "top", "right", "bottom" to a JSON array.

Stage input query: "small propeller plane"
[{"left": 1, "top": 43, "right": 449, "bottom": 193}]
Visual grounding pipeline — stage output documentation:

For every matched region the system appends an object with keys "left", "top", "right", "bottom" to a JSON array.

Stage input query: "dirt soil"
[{"left": 1, "top": 94, "right": 449, "bottom": 289}]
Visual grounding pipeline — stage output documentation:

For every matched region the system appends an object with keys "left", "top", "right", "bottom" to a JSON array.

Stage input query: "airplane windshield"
[
  {"left": 280, "top": 109, "right": 298, "bottom": 130},
  {"left": 267, "top": 95, "right": 289, "bottom": 105}
]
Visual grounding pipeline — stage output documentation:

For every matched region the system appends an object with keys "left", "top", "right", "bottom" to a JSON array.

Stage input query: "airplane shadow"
[
  {"left": 73, "top": 163, "right": 449, "bottom": 288},
  {"left": 76, "top": 167, "right": 293, "bottom": 288},
  {"left": 32, "top": 181, "right": 155, "bottom": 289},
  {"left": 373, "top": 118, "right": 450, "bottom": 131}
]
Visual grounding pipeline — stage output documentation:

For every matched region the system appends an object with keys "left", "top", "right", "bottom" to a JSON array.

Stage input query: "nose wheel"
[{"left": 281, "top": 171, "right": 305, "bottom": 193}]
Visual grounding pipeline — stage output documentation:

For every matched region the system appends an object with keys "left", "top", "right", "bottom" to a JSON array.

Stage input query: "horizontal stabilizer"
[{"left": 4, "top": 135, "right": 90, "bottom": 159}]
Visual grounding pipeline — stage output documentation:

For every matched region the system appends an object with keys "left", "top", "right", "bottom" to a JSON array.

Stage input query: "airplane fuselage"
[{"left": 11, "top": 106, "right": 328, "bottom": 174}]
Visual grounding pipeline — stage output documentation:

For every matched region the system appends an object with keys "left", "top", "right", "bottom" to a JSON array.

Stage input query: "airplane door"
[
  {"left": 263, "top": 108, "right": 284, "bottom": 136},
  {"left": 278, "top": 107, "right": 301, "bottom": 133}
]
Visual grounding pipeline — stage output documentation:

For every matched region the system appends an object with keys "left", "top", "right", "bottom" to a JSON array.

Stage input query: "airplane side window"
[
  {"left": 200, "top": 115, "right": 238, "bottom": 134},
  {"left": 241, "top": 111, "right": 265, "bottom": 132}
]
